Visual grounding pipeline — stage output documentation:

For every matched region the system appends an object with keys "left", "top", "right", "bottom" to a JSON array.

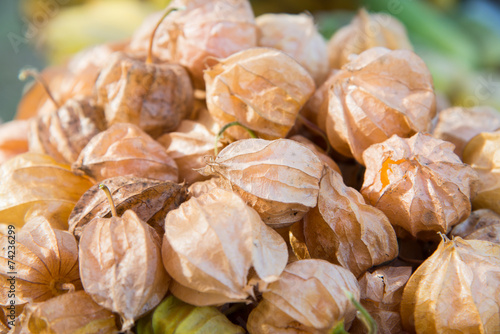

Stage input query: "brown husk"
[
  {"left": 450, "top": 209, "right": 500, "bottom": 244},
  {"left": 0, "top": 120, "right": 29, "bottom": 165}
]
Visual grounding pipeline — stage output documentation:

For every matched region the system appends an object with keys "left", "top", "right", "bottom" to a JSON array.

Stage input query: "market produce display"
[{"left": 1, "top": 0, "right": 500, "bottom": 333}]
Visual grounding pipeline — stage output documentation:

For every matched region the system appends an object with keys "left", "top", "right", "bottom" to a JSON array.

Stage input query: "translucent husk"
[
  {"left": 432, "top": 106, "right": 500, "bottom": 158},
  {"left": 325, "top": 47, "right": 436, "bottom": 164},
  {"left": 73, "top": 123, "right": 178, "bottom": 183},
  {"left": 69, "top": 176, "right": 187, "bottom": 238},
  {"left": 95, "top": 51, "right": 193, "bottom": 138},
  {"left": 247, "top": 259, "right": 360, "bottom": 333},
  {"left": 361, "top": 133, "right": 479, "bottom": 240},
  {"left": 204, "top": 48, "right": 315, "bottom": 140},
  {"left": 0, "top": 217, "right": 82, "bottom": 307},
  {"left": 187, "top": 177, "right": 231, "bottom": 199},
  {"left": 450, "top": 209, "right": 500, "bottom": 244},
  {"left": 199, "top": 138, "right": 323, "bottom": 227},
  {"left": 162, "top": 188, "right": 288, "bottom": 306},
  {"left": 128, "top": 0, "right": 257, "bottom": 89},
  {"left": 256, "top": 13, "right": 329, "bottom": 85},
  {"left": 462, "top": 131, "right": 500, "bottom": 215},
  {"left": 28, "top": 97, "right": 106, "bottom": 164},
  {"left": 400, "top": 236, "right": 500, "bottom": 333},
  {"left": 289, "top": 135, "right": 341, "bottom": 174},
  {"left": 0, "top": 153, "right": 93, "bottom": 229},
  {"left": 303, "top": 167, "right": 398, "bottom": 277},
  {"left": 79, "top": 210, "right": 169, "bottom": 332},
  {"left": 327, "top": 9, "right": 413, "bottom": 69},
  {"left": 0, "top": 120, "right": 29, "bottom": 165}
]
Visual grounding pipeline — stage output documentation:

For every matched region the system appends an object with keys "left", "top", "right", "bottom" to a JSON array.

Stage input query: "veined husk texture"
[
  {"left": 256, "top": 13, "right": 328, "bottom": 85},
  {"left": 129, "top": 0, "right": 257, "bottom": 89},
  {"left": 0, "top": 217, "right": 81, "bottom": 306},
  {"left": 73, "top": 122, "right": 178, "bottom": 183},
  {"left": 326, "top": 47, "right": 435, "bottom": 164},
  {"left": 95, "top": 52, "right": 193, "bottom": 138},
  {"left": 462, "top": 131, "right": 500, "bottom": 215},
  {"left": 162, "top": 188, "right": 288, "bottom": 306},
  {"left": 304, "top": 167, "right": 398, "bottom": 277},
  {"left": 401, "top": 236, "right": 500, "bottom": 333},
  {"left": 327, "top": 9, "right": 413, "bottom": 69},
  {"left": 79, "top": 210, "right": 169, "bottom": 332},
  {"left": 450, "top": 209, "right": 500, "bottom": 244},
  {"left": 200, "top": 138, "right": 323, "bottom": 227},
  {"left": 19, "top": 290, "right": 118, "bottom": 334},
  {"left": 204, "top": 48, "right": 315, "bottom": 140},
  {"left": 0, "top": 120, "right": 29, "bottom": 165},
  {"left": 0, "top": 153, "right": 93, "bottom": 229},
  {"left": 247, "top": 259, "right": 360, "bottom": 333},
  {"left": 362, "top": 133, "right": 479, "bottom": 240}
]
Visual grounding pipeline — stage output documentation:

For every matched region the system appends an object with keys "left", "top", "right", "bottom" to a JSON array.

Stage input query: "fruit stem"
[
  {"left": 146, "top": 6, "right": 185, "bottom": 64},
  {"left": 296, "top": 114, "right": 332, "bottom": 155},
  {"left": 19, "top": 67, "right": 61, "bottom": 108},
  {"left": 344, "top": 289, "right": 377, "bottom": 334},
  {"left": 214, "top": 121, "right": 258, "bottom": 156},
  {"left": 99, "top": 184, "right": 118, "bottom": 217}
]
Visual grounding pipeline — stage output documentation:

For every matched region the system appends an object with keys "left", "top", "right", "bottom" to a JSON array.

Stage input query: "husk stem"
[{"left": 214, "top": 121, "right": 258, "bottom": 156}]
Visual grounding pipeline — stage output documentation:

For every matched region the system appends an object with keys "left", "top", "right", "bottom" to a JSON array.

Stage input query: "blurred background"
[{"left": 1, "top": 0, "right": 500, "bottom": 123}]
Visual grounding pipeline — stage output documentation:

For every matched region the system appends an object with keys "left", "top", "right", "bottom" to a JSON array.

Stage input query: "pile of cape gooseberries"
[{"left": 1, "top": 0, "right": 499, "bottom": 333}]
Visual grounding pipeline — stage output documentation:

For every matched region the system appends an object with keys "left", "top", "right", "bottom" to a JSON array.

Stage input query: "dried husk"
[
  {"left": 19, "top": 291, "right": 118, "bottom": 334},
  {"left": 162, "top": 188, "right": 288, "bottom": 306},
  {"left": 0, "top": 217, "right": 82, "bottom": 308},
  {"left": 69, "top": 176, "right": 187, "bottom": 238},
  {"left": 204, "top": 48, "right": 315, "bottom": 140},
  {"left": 0, "top": 120, "right": 29, "bottom": 165},
  {"left": 136, "top": 295, "right": 245, "bottom": 334},
  {"left": 327, "top": 9, "right": 413, "bottom": 69},
  {"left": 95, "top": 52, "right": 193, "bottom": 138},
  {"left": 0, "top": 153, "right": 93, "bottom": 229},
  {"left": 256, "top": 13, "right": 329, "bottom": 85},
  {"left": 0, "top": 306, "right": 8, "bottom": 333},
  {"left": 157, "top": 120, "right": 223, "bottom": 184},
  {"left": 349, "top": 266, "right": 412, "bottom": 334},
  {"left": 28, "top": 97, "right": 106, "bottom": 164},
  {"left": 450, "top": 209, "right": 500, "bottom": 244},
  {"left": 432, "top": 106, "right": 500, "bottom": 158},
  {"left": 289, "top": 220, "right": 311, "bottom": 261},
  {"left": 462, "top": 131, "right": 500, "bottom": 214},
  {"left": 200, "top": 138, "right": 323, "bottom": 227},
  {"left": 301, "top": 70, "right": 338, "bottom": 129},
  {"left": 400, "top": 236, "right": 500, "bottom": 333},
  {"left": 289, "top": 135, "right": 341, "bottom": 174},
  {"left": 361, "top": 133, "right": 479, "bottom": 240},
  {"left": 326, "top": 47, "right": 436, "bottom": 164},
  {"left": 79, "top": 210, "right": 169, "bottom": 332},
  {"left": 128, "top": 0, "right": 257, "bottom": 89},
  {"left": 303, "top": 167, "right": 398, "bottom": 277},
  {"left": 247, "top": 259, "right": 360, "bottom": 333},
  {"left": 73, "top": 123, "right": 178, "bottom": 183},
  {"left": 187, "top": 177, "right": 231, "bottom": 199}
]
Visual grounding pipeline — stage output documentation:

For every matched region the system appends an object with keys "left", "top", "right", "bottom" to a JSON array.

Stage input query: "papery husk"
[
  {"left": 19, "top": 291, "right": 118, "bottom": 334},
  {"left": 95, "top": 52, "right": 193, "bottom": 138},
  {"left": 204, "top": 48, "right": 315, "bottom": 140},
  {"left": 432, "top": 106, "right": 500, "bottom": 158},
  {"left": 0, "top": 120, "right": 29, "bottom": 165},
  {"left": 73, "top": 123, "right": 178, "bottom": 183},
  {"left": 28, "top": 97, "right": 106, "bottom": 164},
  {"left": 0, "top": 306, "right": 9, "bottom": 333},
  {"left": 304, "top": 167, "right": 398, "bottom": 277},
  {"left": 157, "top": 120, "right": 223, "bottom": 184},
  {"left": 79, "top": 210, "right": 169, "bottom": 332},
  {"left": 162, "top": 188, "right": 288, "bottom": 306},
  {"left": 400, "top": 236, "right": 500, "bottom": 333},
  {"left": 128, "top": 0, "right": 257, "bottom": 89},
  {"left": 362, "top": 133, "right": 479, "bottom": 240},
  {"left": 301, "top": 70, "right": 338, "bottom": 129},
  {"left": 289, "top": 135, "right": 341, "bottom": 174},
  {"left": 0, "top": 153, "right": 93, "bottom": 228},
  {"left": 326, "top": 47, "right": 436, "bottom": 164},
  {"left": 462, "top": 131, "right": 500, "bottom": 215},
  {"left": 69, "top": 176, "right": 187, "bottom": 238},
  {"left": 327, "top": 9, "right": 413, "bottom": 69},
  {"left": 289, "top": 220, "right": 311, "bottom": 261},
  {"left": 0, "top": 217, "right": 82, "bottom": 307},
  {"left": 349, "top": 266, "right": 412, "bottom": 334},
  {"left": 187, "top": 177, "right": 231, "bottom": 199},
  {"left": 136, "top": 295, "right": 245, "bottom": 334},
  {"left": 247, "top": 259, "right": 360, "bottom": 333},
  {"left": 256, "top": 13, "right": 328, "bottom": 86},
  {"left": 200, "top": 138, "right": 323, "bottom": 227},
  {"left": 450, "top": 209, "right": 500, "bottom": 244}
]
